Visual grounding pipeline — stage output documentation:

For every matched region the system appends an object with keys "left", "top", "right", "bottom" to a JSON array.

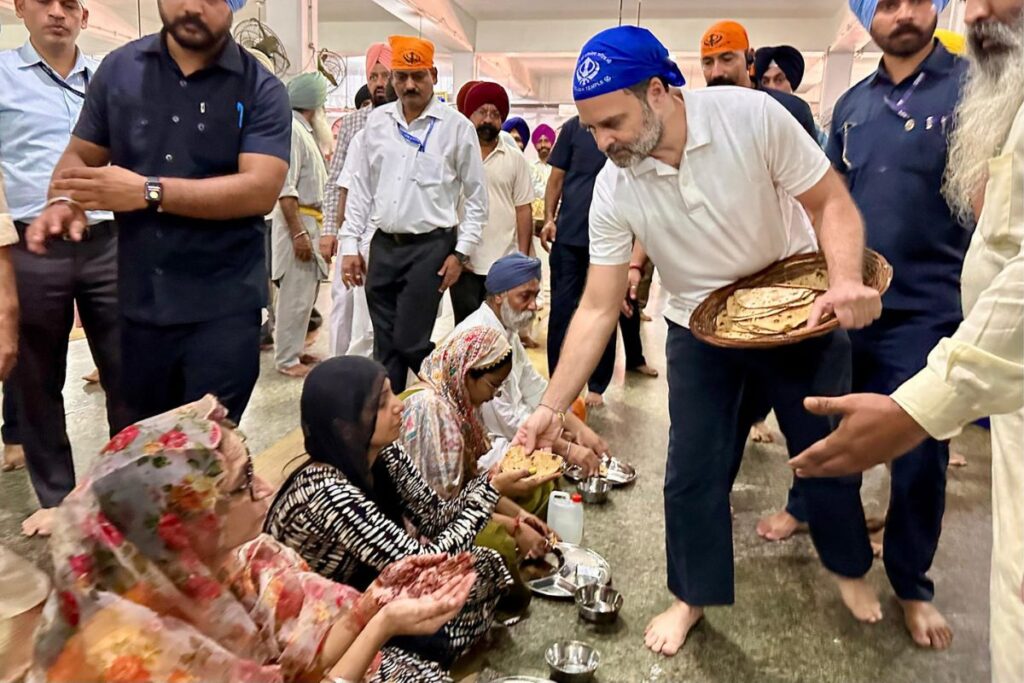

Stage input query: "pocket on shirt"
[
  {"left": 412, "top": 153, "right": 444, "bottom": 187},
  {"left": 978, "top": 152, "right": 1021, "bottom": 250}
]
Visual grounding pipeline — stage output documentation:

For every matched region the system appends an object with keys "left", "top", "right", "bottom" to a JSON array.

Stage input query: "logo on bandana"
[
  {"left": 703, "top": 33, "right": 724, "bottom": 49},
  {"left": 576, "top": 57, "right": 601, "bottom": 86}
]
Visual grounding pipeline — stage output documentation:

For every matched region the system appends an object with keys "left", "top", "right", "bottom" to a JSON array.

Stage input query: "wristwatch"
[
  {"left": 453, "top": 250, "right": 470, "bottom": 266},
  {"left": 144, "top": 177, "right": 163, "bottom": 210}
]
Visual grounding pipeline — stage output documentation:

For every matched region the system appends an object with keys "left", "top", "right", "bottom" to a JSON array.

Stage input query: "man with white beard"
[
  {"left": 451, "top": 253, "right": 604, "bottom": 475},
  {"left": 270, "top": 73, "right": 331, "bottom": 378},
  {"left": 790, "top": 0, "right": 1024, "bottom": 679}
]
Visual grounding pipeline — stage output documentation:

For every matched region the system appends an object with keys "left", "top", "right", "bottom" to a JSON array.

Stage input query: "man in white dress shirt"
[
  {"left": 515, "top": 26, "right": 884, "bottom": 655},
  {"left": 340, "top": 35, "right": 488, "bottom": 391}
]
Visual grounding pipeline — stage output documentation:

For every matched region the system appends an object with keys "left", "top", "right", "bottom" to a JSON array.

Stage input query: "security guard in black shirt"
[{"left": 26, "top": 0, "right": 291, "bottom": 424}]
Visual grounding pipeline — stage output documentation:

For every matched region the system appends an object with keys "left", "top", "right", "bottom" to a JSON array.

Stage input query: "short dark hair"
[{"left": 626, "top": 76, "right": 668, "bottom": 100}]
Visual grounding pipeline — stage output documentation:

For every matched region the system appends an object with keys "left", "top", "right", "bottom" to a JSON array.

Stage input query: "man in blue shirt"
[
  {"left": 25, "top": 0, "right": 291, "bottom": 427},
  {"left": 0, "top": 0, "right": 131, "bottom": 537},
  {"left": 775, "top": 0, "right": 968, "bottom": 650},
  {"left": 540, "top": 116, "right": 657, "bottom": 407}
]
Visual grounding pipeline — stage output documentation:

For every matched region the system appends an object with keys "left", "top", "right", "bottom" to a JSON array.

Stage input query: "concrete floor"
[{"left": 0, "top": 283, "right": 993, "bottom": 682}]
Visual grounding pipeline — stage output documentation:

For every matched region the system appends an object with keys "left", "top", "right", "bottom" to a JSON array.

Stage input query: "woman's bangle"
[
  {"left": 563, "top": 442, "right": 573, "bottom": 459},
  {"left": 511, "top": 516, "right": 522, "bottom": 536},
  {"left": 292, "top": 231, "right": 311, "bottom": 242},
  {"left": 629, "top": 263, "right": 644, "bottom": 271}
]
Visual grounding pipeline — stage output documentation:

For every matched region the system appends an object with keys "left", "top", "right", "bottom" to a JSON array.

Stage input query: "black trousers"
[
  {"left": 9, "top": 221, "right": 130, "bottom": 508},
  {"left": 121, "top": 309, "right": 262, "bottom": 425},
  {"left": 366, "top": 229, "right": 455, "bottom": 392},
  {"left": 547, "top": 241, "right": 616, "bottom": 394},
  {"left": 782, "top": 309, "right": 957, "bottom": 601},
  {"left": 450, "top": 270, "right": 487, "bottom": 326},
  {"left": 2, "top": 380, "right": 19, "bottom": 445},
  {"left": 664, "top": 323, "right": 871, "bottom": 605},
  {"left": 620, "top": 298, "right": 647, "bottom": 369}
]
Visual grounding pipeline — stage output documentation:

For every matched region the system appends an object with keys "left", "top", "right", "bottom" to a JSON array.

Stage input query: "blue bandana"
[
  {"left": 486, "top": 253, "right": 542, "bottom": 295},
  {"left": 573, "top": 26, "right": 686, "bottom": 102},
  {"left": 226, "top": 0, "right": 247, "bottom": 11},
  {"left": 849, "top": 0, "right": 950, "bottom": 29}
]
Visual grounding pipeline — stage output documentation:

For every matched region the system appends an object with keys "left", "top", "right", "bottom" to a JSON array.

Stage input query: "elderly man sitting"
[{"left": 452, "top": 253, "right": 607, "bottom": 475}]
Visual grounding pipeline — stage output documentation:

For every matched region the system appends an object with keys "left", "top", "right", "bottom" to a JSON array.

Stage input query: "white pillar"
[
  {"left": 451, "top": 51, "right": 476, "bottom": 90},
  {"left": 819, "top": 49, "right": 854, "bottom": 125},
  {"left": 265, "top": 0, "right": 317, "bottom": 79}
]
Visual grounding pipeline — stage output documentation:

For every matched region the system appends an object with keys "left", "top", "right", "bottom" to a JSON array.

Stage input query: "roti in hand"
[{"left": 500, "top": 445, "right": 564, "bottom": 477}]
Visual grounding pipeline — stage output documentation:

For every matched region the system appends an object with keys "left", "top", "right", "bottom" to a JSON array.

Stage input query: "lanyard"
[
  {"left": 397, "top": 117, "right": 437, "bottom": 153},
  {"left": 883, "top": 72, "right": 925, "bottom": 121},
  {"left": 36, "top": 61, "right": 89, "bottom": 99}
]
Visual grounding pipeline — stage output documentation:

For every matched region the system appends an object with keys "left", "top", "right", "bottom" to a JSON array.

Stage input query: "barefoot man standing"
[{"left": 516, "top": 26, "right": 882, "bottom": 655}]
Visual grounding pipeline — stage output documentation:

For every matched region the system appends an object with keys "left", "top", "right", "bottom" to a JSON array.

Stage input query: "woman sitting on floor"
[
  {"left": 30, "top": 396, "right": 471, "bottom": 683},
  {"left": 265, "top": 357, "right": 528, "bottom": 667},
  {"left": 400, "top": 326, "right": 561, "bottom": 609}
]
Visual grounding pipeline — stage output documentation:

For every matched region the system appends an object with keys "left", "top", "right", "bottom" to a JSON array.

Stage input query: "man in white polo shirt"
[{"left": 515, "top": 26, "right": 883, "bottom": 655}]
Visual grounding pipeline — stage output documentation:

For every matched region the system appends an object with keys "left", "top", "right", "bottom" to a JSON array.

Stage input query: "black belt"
[
  {"left": 376, "top": 227, "right": 454, "bottom": 246},
  {"left": 15, "top": 219, "right": 116, "bottom": 242}
]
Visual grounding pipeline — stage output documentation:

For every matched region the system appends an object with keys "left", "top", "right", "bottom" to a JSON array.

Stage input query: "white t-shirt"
[
  {"left": 588, "top": 86, "right": 829, "bottom": 327},
  {"left": 466, "top": 142, "right": 534, "bottom": 274}
]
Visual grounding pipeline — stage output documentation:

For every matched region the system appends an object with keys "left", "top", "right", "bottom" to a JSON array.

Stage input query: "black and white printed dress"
[{"left": 264, "top": 443, "right": 512, "bottom": 669}]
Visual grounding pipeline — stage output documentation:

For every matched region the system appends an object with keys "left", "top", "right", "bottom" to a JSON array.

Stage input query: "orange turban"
[
  {"left": 365, "top": 42, "right": 392, "bottom": 77},
  {"left": 701, "top": 20, "right": 750, "bottom": 58},
  {"left": 389, "top": 35, "right": 435, "bottom": 71}
]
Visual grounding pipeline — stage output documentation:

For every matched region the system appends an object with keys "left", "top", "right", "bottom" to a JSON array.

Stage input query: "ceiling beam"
[{"left": 369, "top": 0, "right": 476, "bottom": 52}]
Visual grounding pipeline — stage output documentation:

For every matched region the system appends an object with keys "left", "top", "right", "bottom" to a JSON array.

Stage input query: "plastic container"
[{"left": 547, "top": 491, "right": 584, "bottom": 545}]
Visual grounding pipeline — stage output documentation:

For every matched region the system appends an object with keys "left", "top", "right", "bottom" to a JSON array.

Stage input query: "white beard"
[
  {"left": 943, "top": 13, "right": 1024, "bottom": 224},
  {"left": 499, "top": 298, "right": 535, "bottom": 333},
  {"left": 310, "top": 108, "right": 335, "bottom": 158}
]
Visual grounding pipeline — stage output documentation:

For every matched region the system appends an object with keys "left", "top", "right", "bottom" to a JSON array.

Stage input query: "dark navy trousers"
[
  {"left": 783, "top": 309, "right": 957, "bottom": 601},
  {"left": 665, "top": 323, "right": 872, "bottom": 606}
]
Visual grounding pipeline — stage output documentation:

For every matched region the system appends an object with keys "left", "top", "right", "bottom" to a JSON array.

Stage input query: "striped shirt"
[{"left": 322, "top": 106, "right": 372, "bottom": 235}]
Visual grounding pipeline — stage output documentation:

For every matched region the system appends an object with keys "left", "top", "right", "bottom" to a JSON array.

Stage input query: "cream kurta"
[{"left": 892, "top": 104, "right": 1024, "bottom": 683}]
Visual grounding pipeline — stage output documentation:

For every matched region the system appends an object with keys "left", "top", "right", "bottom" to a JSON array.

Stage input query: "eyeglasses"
[{"left": 482, "top": 377, "right": 504, "bottom": 398}]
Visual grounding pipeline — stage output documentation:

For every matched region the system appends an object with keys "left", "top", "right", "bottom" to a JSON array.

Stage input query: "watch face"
[{"left": 147, "top": 189, "right": 160, "bottom": 201}]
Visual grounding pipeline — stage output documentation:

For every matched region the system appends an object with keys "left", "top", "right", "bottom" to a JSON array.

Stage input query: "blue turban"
[
  {"left": 486, "top": 253, "right": 542, "bottom": 295},
  {"left": 502, "top": 117, "right": 531, "bottom": 151},
  {"left": 849, "top": 0, "right": 949, "bottom": 29},
  {"left": 573, "top": 26, "right": 686, "bottom": 101}
]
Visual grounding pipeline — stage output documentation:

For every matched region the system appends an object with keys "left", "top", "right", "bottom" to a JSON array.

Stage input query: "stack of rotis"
[{"left": 716, "top": 270, "right": 830, "bottom": 341}]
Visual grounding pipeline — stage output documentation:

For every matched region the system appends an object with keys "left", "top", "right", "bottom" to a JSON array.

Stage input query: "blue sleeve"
[
  {"left": 547, "top": 117, "right": 576, "bottom": 172},
  {"left": 796, "top": 102, "right": 817, "bottom": 140},
  {"left": 825, "top": 98, "right": 847, "bottom": 174},
  {"left": 72, "top": 54, "right": 113, "bottom": 149},
  {"left": 240, "top": 72, "right": 292, "bottom": 162}
]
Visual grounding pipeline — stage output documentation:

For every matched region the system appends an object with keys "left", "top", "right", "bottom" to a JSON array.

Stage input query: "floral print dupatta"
[{"left": 31, "top": 397, "right": 372, "bottom": 683}]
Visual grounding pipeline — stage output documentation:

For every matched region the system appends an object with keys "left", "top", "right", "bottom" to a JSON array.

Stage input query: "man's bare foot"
[
  {"left": 519, "top": 333, "right": 540, "bottom": 349},
  {"left": 277, "top": 364, "right": 312, "bottom": 379},
  {"left": 756, "top": 510, "right": 808, "bottom": 541},
  {"left": 749, "top": 421, "right": 774, "bottom": 443},
  {"left": 82, "top": 368, "right": 100, "bottom": 384},
  {"left": 949, "top": 451, "right": 967, "bottom": 468},
  {"left": 2, "top": 444, "right": 25, "bottom": 472},
  {"left": 628, "top": 364, "right": 659, "bottom": 378},
  {"left": 585, "top": 392, "right": 604, "bottom": 407},
  {"left": 835, "top": 576, "right": 882, "bottom": 623},
  {"left": 299, "top": 353, "right": 322, "bottom": 366},
  {"left": 644, "top": 601, "right": 704, "bottom": 656},
  {"left": 900, "top": 600, "right": 953, "bottom": 650},
  {"left": 21, "top": 508, "right": 57, "bottom": 537}
]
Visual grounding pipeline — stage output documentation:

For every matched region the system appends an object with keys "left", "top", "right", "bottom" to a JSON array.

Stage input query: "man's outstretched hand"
[
  {"left": 789, "top": 393, "right": 929, "bottom": 478},
  {"left": 513, "top": 405, "right": 563, "bottom": 453}
]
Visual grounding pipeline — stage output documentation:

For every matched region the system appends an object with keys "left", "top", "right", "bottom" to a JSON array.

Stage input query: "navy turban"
[
  {"left": 486, "top": 253, "right": 542, "bottom": 295},
  {"left": 754, "top": 46, "right": 806, "bottom": 91},
  {"left": 573, "top": 26, "right": 685, "bottom": 101},
  {"left": 502, "top": 117, "right": 531, "bottom": 151}
]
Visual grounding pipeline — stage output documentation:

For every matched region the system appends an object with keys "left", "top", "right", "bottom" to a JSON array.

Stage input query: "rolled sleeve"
[
  {"left": 761, "top": 95, "right": 830, "bottom": 198},
  {"left": 239, "top": 77, "right": 292, "bottom": 162},
  {"left": 588, "top": 167, "right": 633, "bottom": 266}
]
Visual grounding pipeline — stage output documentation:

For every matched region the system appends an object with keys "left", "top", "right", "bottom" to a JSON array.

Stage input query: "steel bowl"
[
  {"left": 574, "top": 583, "right": 623, "bottom": 625},
  {"left": 545, "top": 641, "right": 601, "bottom": 683},
  {"left": 576, "top": 477, "right": 611, "bottom": 504}
]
